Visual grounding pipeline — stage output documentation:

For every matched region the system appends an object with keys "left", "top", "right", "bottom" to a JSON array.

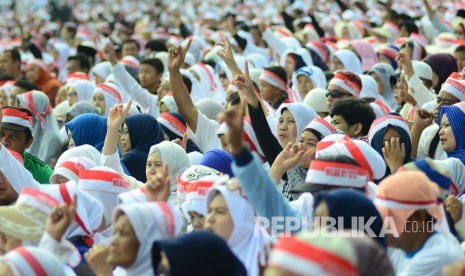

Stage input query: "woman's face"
[
  {"left": 205, "top": 193, "right": 234, "bottom": 242},
  {"left": 67, "top": 86, "right": 79, "bottom": 106},
  {"left": 439, "top": 114, "right": 457, "bottom": 152},
  {"left": 297, "top": 75, "right": 314, "bottom": 97},
  {"left": 369, "top": 72, "right": 384, "bottom": 95},
  {"left": 277, "top": 110, "right": 297, "bottom": 147},
  {"left": 157, "top": 79, "right": 171, "bottom": 99},
  {"left": 0, "top": 232, "right": 21, "bottom": 255},
  {"left": 120, "top": 123, "right": 132, "bottom": 155},
  {"left": 382, "top": 127, "right": 401, "bottom": 162},
  {"left": 107, "top": 214, "right": 140, "bottom": 268},
  {"left": 394, "top": 78, "right": 407, "bottom": 105},
  {"left": 331, "top": 56, "right": 344, "bottom": 72},
  {"left": 298, "top": 131, "right": 318, "bottom": 168},
  {"left": 93, "top": 73, "right": 105, "bottom": 85},
  {"left": 146, "top": 152, "right": 164, "bottom": 181},
  {"left": 25, "top": 66, "right": 40, "bottom": 84},
  {"left": 67, "top": 129, "right": 75, "bottom": 148},
  {"left": 56, "top": 85, "right": 68, "bottom": 105},
  {"left": 188, "top": 211, "right": 206, "bottom": 231},
  {"left": 92, "top": 93, "right": 106, "bottom": 115},
  {"left": 219, "top": 134, "right": 229, "bottom": 152},
  {"left": 284, "top": 56, "right": 296, "bottom": 80}
]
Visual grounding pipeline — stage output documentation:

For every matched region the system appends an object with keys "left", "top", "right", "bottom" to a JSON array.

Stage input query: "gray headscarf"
[
  {"left": 67, "top": 101, "right": 100, "bottom": 121},
  {"left": 369, "top": 63, "right": 396, "bottom": 109}
]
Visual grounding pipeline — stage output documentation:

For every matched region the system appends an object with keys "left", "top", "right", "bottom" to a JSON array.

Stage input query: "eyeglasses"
[{"left": 325, "top": 90, "right": 349, "bottom": 98}]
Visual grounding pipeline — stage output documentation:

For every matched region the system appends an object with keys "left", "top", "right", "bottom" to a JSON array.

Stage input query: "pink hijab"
[{"left": 351, "top": 40, "right": 378, "bottom": 73}]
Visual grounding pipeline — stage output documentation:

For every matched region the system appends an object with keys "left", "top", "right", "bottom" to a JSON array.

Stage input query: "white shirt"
[
  {"left": 389, "top": 232, "right": 464, "bottom": 276},
  {"left": 112, "top": 62, "right": 160, "bottom": 117},
  {"left": 187, "top": 111, "right": 221, "bottom": 153},
  {"left": 406, "top": 73, "right": 436, "bottom": 108},
  {"left": 417, "top": 124, "right": 447, "bottom": 160}
]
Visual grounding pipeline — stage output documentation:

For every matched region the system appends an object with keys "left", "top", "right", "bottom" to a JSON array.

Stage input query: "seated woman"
[
  {"left": 25, "top": 59, "right": 62, "bottom": 107},
  {"left": 67, "top": 80, "right": 95, "bottom": 107},
  {"left": 439, "top": 102, "right": 465, "bottom": 165}
]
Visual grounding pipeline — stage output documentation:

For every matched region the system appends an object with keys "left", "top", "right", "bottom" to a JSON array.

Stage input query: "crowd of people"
[{"left": 1, "top": 0, "right": 465, "bottom": 275}]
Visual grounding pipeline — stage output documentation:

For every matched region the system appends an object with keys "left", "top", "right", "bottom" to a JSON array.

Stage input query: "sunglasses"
[{"left": 325, "top": 90, "right": 349, "bottom": 98}]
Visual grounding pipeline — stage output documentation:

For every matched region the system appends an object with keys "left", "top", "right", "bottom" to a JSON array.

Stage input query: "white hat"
[
  {"left": 318, "top": 136, "right": 386, "bottom": 180},
  {"left": 304, "top": 118, "right": 337, "bottom": 138},
  {"left": 181, "top": 175, "right": 220, "bottom": 219},
  {"left": 368, "top": 115, "right": 411, "bottom": 145},
  {"left": 370, "top": 100, "right": 391, "bottom": 118},
  {"left": 303, "top": 88, "right": 329, "bottom": 113},
  {"left": 177, "top": 166, "right": 221, "bottom": 201},
  {"left": 315, "top": 134, "right": 345, "bottom": 155},
  {"left": 412, "top": 61, "right": 432, "bottom": 81},
  {"left": 369, "top": 21, "right": 400, "bottom": 41},
  {"left": 328, "top": 72, "right": 362, "bottom": 97},
  {"left": 441, "top": 77, "right": 465, "bottom": 101},
  {"left": 50, "top": 157, "right": 95, "bottom": 184},
  {"left": 359, "top": 75, "right": 379, "bottom": 100}
]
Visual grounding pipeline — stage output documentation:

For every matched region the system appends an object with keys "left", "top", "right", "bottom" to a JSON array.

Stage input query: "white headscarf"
[
  {"left": 93, "top": 82, "right": 123, "bottom": 117},
  {"left": 0, "top": 247, "right": 64, "bottom": 276},
  {"left": 291, "top": 65, "right": 327, "bottom": 101},
  {"left": 206, "top": 177, "right": 268, "bottom": 276},
  {"left": 279, "top": 48, "right": 314, "bottom": 69},
  {"left": 17, "top": 91, "right": 62, "bottom": 163},
  {"left": 277, "top": 103, "right": 319, "bottom": 143},
  {"left": 0, "top": 146, "right": 40, "bottom": 195},
  {"left": 333, "top": 49, "right": 363, "bottom": 74},
  {"left": 52, "top": 42, "right": 70, "bottom": 83},
  {"left": 70, "top": 80, "right": 95, "bottom": 103},
  {"left": 90, "top": 61, "right": 112, "bottom": 83},
  {"left": 195, "top": 98, "right": 224, "bottom": 121},
  {"left": 149, "top": 141, "right": 191, "bottom": 195},
  {"left": 441, "top": 158, "right": 465, "bottom": 196},
  {"left": 112, "top": 202, "right": 183, "bottom": 276},
  {"left": 40, "top": 181, "right": 104, "bottom": 238},
  {"left": 56, "top": 144, "right": 102, "bottom": 168}
]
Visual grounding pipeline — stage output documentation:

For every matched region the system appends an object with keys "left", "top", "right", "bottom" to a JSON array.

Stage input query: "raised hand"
[
  {"left": 146, "top": 164, "right": 171, "bottom": 202},
  {"left": 413, "top": 108, "right": 433, "bottom": 130},
  {"left": 168, "top": 40, "right": 192, "bottom": 71},
  {"left": 216, "top": 37, "right": 235, "bottom": 65},
  {"left": 222, "top": 99, "right": 246, "bottom": 155},
  {"left": 107, "top": 100, "right": 132, "bottom": 130},
  {"left": 45, "top": 195, "right": 77, "bottom": 241},
  {"left": 235, "top": 61, "right": 259, "bottom": 108},
  {"left": 172, "top": 132, "right": 188, "bottom": 151},
  {"left": 382, "top": 137, "right": 406, "bottom": 173},
  {"left": 275, "top": 143, "right": 306, "bottom": 172},
  {"left": 396, "top": 44, "right": 414, "bottom": 77},
  {"left": 84, "top": 244, "right": 112, "bottom": 276},
  {"left": 104, "top": 40, "right": 118, "bottom": 66},
  {"left": 444, "top": 195, "right": 463, "bottom": 224}
]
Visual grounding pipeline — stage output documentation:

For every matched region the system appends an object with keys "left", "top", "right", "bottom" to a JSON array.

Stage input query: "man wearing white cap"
[
  {"left": 412, "top": 75, "right": 465, "bottom": 160},
  {"left": 0, "top": 106, "right": 53, "bottom": 184},
  {"left": 326, "top": 71, "right": 362, "bottom": 114}
]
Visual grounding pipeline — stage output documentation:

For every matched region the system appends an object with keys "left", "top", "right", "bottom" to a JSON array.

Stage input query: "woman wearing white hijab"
[
  {"left": 205, "top": 176, "right": 268, "bottom": 276},
  {"left": 291, "top": 66, "right": 327, "bottom": 101},
  {"left": 149, "top": 141, "right": 191, "bottom": 202},
  {"left": 51, "top": 42, "right": 70, "bottom": 83},
  {"left": 67, "top": 80, "right": 95, "bottom": 106},
  {"left": 332, "top": 49, "right": 363, "bottom": 74},
  {"left": 56, "top": 144, "right": 102, "bottom": 168},
  {"left": 90, "top": 61, "right": 112, "bottom": 85},
  {"left": 17, "top": 90, "right": 62, "bottom": 163},
  {"left": 105, "top": 202, "right": 183, "bottom": 276}
]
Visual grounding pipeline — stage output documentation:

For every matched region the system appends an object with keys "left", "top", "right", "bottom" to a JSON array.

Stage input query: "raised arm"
[
  {"left": 102, "top": 101, "right": 132, "bottom": 156},
  {"left": 167, "top": 40, "right": 200, "bottom": 133}
]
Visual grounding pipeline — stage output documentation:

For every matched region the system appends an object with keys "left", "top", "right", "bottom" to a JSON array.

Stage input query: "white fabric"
[
  {"left": 187, "top": 111, "right": 221, "bottom": 152},
  {"left": 206, "top": 183, "right": 268, "bottom": 276},
  {"left": 50, "top": 156, "right": 95, "bottom": 184},
  {"left": 277, "top": 103, "right": 319, "bottom": 143},
  {"left": 405, "top": 73, "right": 436, "bottom": 108},
  {"left": 441, "top": 158, "right": 465, "bottom": 196},
  {"left": 195, "top": 98, "right": 224, "bottom": 121},
  {"left": 360, "top": 75, "right": 380, "bottom": 100},
  {"left": 90, "top": 61, "right": 112, "bottom": 82},
  {"left": 417, "top": 124, "right": 447, "bottom": 160},
  {"left": 93, "top": 82, "right": 123, "bottom": 117},
  {"left": 40, "top": 181, "right": 104, "bottom": 238},
  {"left": 303, "top": 88, "right": 329, "bottom": 113},
  {"left": 101, "top": 151, "right": 143, "bottom": 191},
  {"left": 187, "top": 151, "right": 204, "bottom": 166},
  {"left": 180, "top": 175, "right": 220, "bottom": 219},
  {"left": 279, "top": 48, "right": 313, "bottom": 69},
  {"left": 149, "top": 141, "right": 191, "bottom": 196},
  {"left": 441, "top": 78, "right": 465, "bottom": 101},
  {"left": 38, "top": 231, "right": 81, "bottom": 272},
  {"left": 389, "top": 232, "right": 464, "bottom": 276},
  {"left": 368, "top": 115, "right": 411, "bottom": 145},
  {"left": 333, "top": 49, "right": 362, "bottom": 74},
  {"left": 52, "top": 42, "right": 70, "bottom": 83},
  {"left": 70, "top": 80, "right": 95, "bottom": 103},
  {"left": 17, "top": 91, "right": 62, "bottom": 164},
  {"left": 0, "top": 145, "right": 40, "bottom": 193},
  {"left": 1, "top": 246, "right": 65, "bottom": 276},
  {"left": 113, "top": 202, "right": 183, "bottom": 276},
  {"left": 412, "top": 61, "right": 433, "bottom": 81}
]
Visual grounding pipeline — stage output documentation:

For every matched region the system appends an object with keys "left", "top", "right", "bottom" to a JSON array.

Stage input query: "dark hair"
[
  {"left": 13, "top": 80, "right": 39, "bottom": 91},
  {"left": 122, "top": 39, "right": 140, "bottom": 51},
  {"left": 0, "top": 75, "right": 14, "bottom": 82},
  {"left": 330, "top": 99, "right": 376, "bottom": 136},
  {"left": 400, "top": 42, "right": 427, "bottom": 60},
  {"left": 385, "top": 9, "right": 399, "bottom": 22},
  {"left": 145, "top": 40, "right": 168, "bottom": 53},
  {"left": 264, "top": 66, "right": 287, "bottom": 84},
  {"left": 228, "top": 92, "right": 241, "bottom": 106},
  {"left": 68, "top": 54, "right": 91, "bottom": 72},
  {"left": 140, "top": 58, "right": 164, "bottom": 74},
  {"left": 316, "top": 154, "right": 361, "bottom": 167},
  {"left": 201, "top": 59, "right": 217, "bottom": 70},
  {"left": 398, "top": 21, "right": 419, "bottom": 36},
  {"left": 182, "top": 74, "right": 192, "bottom": 93},
  {"left": 455, "top": 45, "right": 465, "bottom": 54},
  {"left": 4, "top": 49, "right": 21, "bottom": 69}
]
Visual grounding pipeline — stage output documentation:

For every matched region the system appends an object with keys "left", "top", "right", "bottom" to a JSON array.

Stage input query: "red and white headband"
[
  {"left": 2, "top": 107, "right": 33, "bottom": 131},
  {"left": 157, "top": 112, "right": 187, "bottom": 137},
  {"left": 260, "top": 69, "right": 298, "bottom": 102},
  {"left": 305, "top": 160, "right": 368, "bottom": 188},
  {"left": 374, "top": 196, "right": 439, "bottom": 210},
  {"left": 442, "top": 77, "right": 465, "bottom": 102},
  {"left": 94, "top": 83, "right": 122, "bottom": 102},
  {"left": 78, "top": 169, "right": 129, "bottom": 194},
  {"left": 368, "top": 115, "right": 410, "bottom": 144},
  {"left": 305, "top": 118, "right": 337, "bottom": 138},
  {"left": 329, "top": 72, "right": 361, "bottom": 97}
]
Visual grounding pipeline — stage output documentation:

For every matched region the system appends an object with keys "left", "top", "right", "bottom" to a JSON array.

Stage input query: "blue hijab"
[
  {"left": 370, "top": 115, "right": 413, "bottom": 180},
  {"left": 159, "top": 112, "right": 202, "bottom": 154},
  {"left": 200, "top": 149, "right": 234, "bottom": 177},
  {"left": 313, "top": 189, "right": 387, "bottom": 249},
  {"left": 65, "top": 113, "right": 107, "bottom": 152},
  {"left": 440, "top": 104, "right": 465, "bottom": 165},
  {"left": 123, "top": 114, "right": 165, "bottom": 182}
]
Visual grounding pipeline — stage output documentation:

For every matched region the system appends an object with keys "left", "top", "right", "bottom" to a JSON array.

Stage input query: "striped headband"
[
  {"left": 2, "top": 107, "right": 33, "bottom": 131},
  {"left": 13, "top": 247, "right": 47, "bottom": 275},
  {"left": 374, "top": 196, "right": 439, "bottom": 210},
  {"left": 260, "top": 69, "right": 298, "bottom": 102},
  {"left": 441, "top": 77, "right": 465, "bottom": 101},
  {"left": 368, "top": 115, "right": 410, "bottom": 144},
  {"left": 67, "top": 72, "right": 90, "bottom": 81},
  {"left": 157, "top": 112, "right": 187, "bottom": 137},
  {"left": 79, "top": 169, "right": 129, "bottom": 193},
  {"left": 305, "top": 160, "right": 368, "bottom": 188},
  {"left": 95, "top": 83, "right": 122, "bottom": 102},
  {"left": 329, "top": 72, "right": 361, "bottom": 97}
]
